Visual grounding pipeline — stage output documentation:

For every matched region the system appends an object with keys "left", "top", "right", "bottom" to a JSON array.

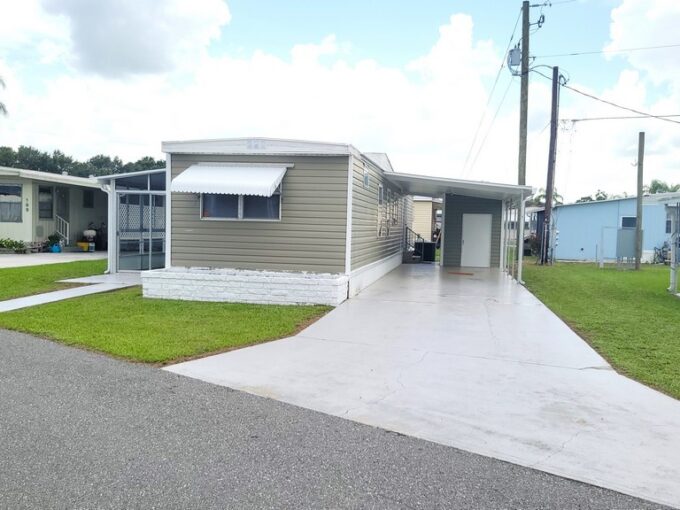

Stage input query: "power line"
[
  {"left": 562, "top": 114, "right": 680, "bottom": 123},
  {"left": 461, "top": 7, "right": 522, "bottom": 175},
  {"left": 532, "top": 69, "right": 680, "bottom": 125},
  {"left": 531, "top": 0, "right": 577, "bottom": 5},
  {"left": 535, "top": 42, "right": 680, "bottom": 59},
  {"left": 467, "top": 77, "right": 516, "bottom": 176}
]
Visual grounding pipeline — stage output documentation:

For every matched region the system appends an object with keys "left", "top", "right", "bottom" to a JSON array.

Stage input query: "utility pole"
[
  {"left": 635, "top": 131, "right": 645, "bottom": 270},
  {"left": 541, "top": 66, "right": 560, "bottom": 265},
  {"left": 518, "top": 0, "right": 530, "bottom": 186}
]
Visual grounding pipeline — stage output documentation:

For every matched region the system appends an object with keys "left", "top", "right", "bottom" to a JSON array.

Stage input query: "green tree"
[
  {"left": 646, "top": 179, "right": 680, "bottom": 194},
  {"left": 15, "top": 145, "right": 51, "bottom": 171},
  {"left": 594, "top": 189, "right": 608, "bottom": 201},
  {"left": 68, "top": 161, "right": 95, "bottom": 177},
  {"left": 0, "top": 146, "right": 16, "bottom": 167},
  {"left": 1, "top": 144, "right": 163, "bottom": 176},
  {"left": 526, "top": 188, "right": 564, "bottom": 207},
  {"left": 134, "top": 156, "right": 164, "bottom": 170},
  {"left": 576, "top": 195, "right": 594, "bottom": 203},
  {"left": 51, "top": 150, "right": 73, "bottom": 173}
]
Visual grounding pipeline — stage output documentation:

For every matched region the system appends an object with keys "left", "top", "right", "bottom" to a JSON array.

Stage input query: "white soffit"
[
  {"left": 385, "top": 172, "right": 532, "bottom": 201},
  {"left": 171, "top": 163, "right": 290, "bottom": 197}
]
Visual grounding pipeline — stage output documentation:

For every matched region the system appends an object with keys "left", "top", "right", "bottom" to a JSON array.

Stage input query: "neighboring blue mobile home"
[{"left": 542, "top": 193, "right": 680, "bottom": 262}]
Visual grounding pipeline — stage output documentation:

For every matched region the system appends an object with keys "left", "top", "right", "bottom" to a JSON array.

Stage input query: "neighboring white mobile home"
[{"left": 0, "top": 167, "right": 107, "bottom": 247}]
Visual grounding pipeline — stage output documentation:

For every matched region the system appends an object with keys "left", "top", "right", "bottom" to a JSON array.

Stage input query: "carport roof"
[{"left": 384, "top": 171, "right": 532, "bottom": 201}]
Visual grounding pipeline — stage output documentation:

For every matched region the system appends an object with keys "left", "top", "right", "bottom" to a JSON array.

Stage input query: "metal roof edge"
[
  {"left": 0, "top": 166, "right": 100, "bottom": 188},
  {"left": 162, "top": 137, "right": 359, "bottom": 158},
  {"left": 96, "top": 167, "right": 165, "bottom": 180},
  {"left": 386, "top": 171, "right": 533, "bottom": 194}
]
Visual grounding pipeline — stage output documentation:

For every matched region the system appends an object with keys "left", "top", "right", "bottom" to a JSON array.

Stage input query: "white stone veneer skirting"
[{"left": 142, "top": 267, "right": 349, "bottom": 306}]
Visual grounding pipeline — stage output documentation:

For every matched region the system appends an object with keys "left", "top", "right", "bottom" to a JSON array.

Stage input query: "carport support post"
[
  {"left": 669, "top": 204, "right": 678, "bottom": 294},
  {"left": 517, "top": 197, "right": 526, "bottom": 283}
]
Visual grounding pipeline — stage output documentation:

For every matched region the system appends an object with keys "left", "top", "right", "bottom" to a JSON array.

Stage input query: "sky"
[{"left": 0, "top": 0, "right": 678, "bottom": 202}]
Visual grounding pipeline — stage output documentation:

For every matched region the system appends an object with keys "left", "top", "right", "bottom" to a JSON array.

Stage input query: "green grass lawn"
[
  {"left": 0, "top": 287, "right": 330, "bottom": 363},
  {"left": 0, "top": 259, "right": 107, "bottom": 300},
  {"left": 523, "top": 261, "right": 680, "bottom": 399}
]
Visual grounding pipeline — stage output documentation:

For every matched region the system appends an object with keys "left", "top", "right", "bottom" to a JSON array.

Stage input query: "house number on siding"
[{"left": 247, "top": 139, "right": 266, "bottom": 150}]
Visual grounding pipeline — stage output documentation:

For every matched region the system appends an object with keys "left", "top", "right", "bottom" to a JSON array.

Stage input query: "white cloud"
[
  {"left": 541, "top": 0, "right": 680, "bottom": 200},
  {"left": 606, "top": 0, "right": 680, "bottom": 85},
  {"left": 40, "top": 0, "right": 230, "bottom": 76},
  {"left": 1, "top": 13, "right": 516, "bottom": 180},
  {"left": 1, "top": 2, "right": 679, "bottom": 203}
]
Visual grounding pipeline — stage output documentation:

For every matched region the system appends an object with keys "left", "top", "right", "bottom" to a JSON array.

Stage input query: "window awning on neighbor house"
[{"left": 170, "top": 163, "right": 291, "bottom": 197}]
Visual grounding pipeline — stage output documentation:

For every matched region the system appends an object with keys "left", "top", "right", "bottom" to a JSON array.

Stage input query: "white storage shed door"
[{"left": 461, "top": 213, "right": 492, "bottom": 268}]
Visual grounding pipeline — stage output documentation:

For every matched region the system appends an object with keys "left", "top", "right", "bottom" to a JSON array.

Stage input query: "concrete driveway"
[
  {"left": 3, "top": 329, "right": 663, "bottom": 509},
  {"left": 166, "top": 264, "right": 680, "bottom": 508}
]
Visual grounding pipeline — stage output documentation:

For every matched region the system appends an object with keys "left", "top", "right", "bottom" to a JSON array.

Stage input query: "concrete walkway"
[
  {"left": 166, "top": 264, "right": 680, "bottom": 508},
  {"left": 0, "top": 273, "right": 140, "bottom": 312},
  {"left": 0, "top": 251, "right": 107, "bottom": 268}
]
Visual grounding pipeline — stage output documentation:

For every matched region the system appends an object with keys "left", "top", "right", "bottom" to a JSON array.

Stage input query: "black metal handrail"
[{"left": 404, "top": 226, "right": 424, "bottom": 252}]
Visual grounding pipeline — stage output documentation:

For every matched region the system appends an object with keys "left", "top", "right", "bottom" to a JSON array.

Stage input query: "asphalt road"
[{"left": 0, "top": 329, "right": 669, "bottom": 509}]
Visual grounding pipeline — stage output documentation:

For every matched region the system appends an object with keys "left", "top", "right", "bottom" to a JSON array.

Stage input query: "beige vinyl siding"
[
  {"left": 171, "top": 154, "right": 349, "bottom": 273},
  {"left": 412, "top": 200, "right": 433, "bottom": 239},
  {"left": 403, "top": 195, "right": 414, "bottom": 233},
  {"left": 350, "top": 158, "right": 405, "bottom": 271},
  {"left": 443, "top": 194, "right": 502, "bottom": 267}
]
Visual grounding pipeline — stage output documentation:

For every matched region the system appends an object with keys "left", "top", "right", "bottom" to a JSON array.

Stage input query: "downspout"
[
  {"left": 500, "top": 200, "right": 508, "bottom": 274},
  {"left": 439, "top": 195, "right": 446, "bottom": 267}
]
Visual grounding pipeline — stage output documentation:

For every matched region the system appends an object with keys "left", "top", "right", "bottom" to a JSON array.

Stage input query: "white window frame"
[
  {"left": 378, "top": 184, "right": 384, "bottom": 205},
  {"left": 200, "top": 185, "right": 282, "bottom": 222},
  {"left": 391, "top": 193, "right": 399, "bottom": 225},
  {"left": 38, "top": 185, "right": 53, "bottom": 219},
  {"left": 363, "top": 167, "right": 370, "bottom": 189},
  {"left": 0, "top": 183, "right": 22, "bottom": 223}
]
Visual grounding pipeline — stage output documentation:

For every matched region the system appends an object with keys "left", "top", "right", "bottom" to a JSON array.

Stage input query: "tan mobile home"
[
  {"left": 133, "top": 138, "right": 530, "bottom": 306},
  {"left": 411, "top": 196, "right": 443, "bottom": 240}
]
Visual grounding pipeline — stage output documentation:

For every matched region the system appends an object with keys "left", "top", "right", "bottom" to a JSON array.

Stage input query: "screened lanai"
[{"left": 98, "top": 168, "right": 167, "bottom": 273}]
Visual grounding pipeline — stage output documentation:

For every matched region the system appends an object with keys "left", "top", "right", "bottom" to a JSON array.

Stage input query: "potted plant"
[{"left": 47, "top": 233, "right": 63, "bottom": 253}]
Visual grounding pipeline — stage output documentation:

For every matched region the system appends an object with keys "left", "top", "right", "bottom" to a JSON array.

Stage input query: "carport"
[{"left": 385, "top": 172, "right": 532, "bottom": 280}]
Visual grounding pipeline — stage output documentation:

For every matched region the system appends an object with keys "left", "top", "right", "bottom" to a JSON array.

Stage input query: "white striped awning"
[{"left": 170, "top": 163, "right": 289, "bottom": 197}]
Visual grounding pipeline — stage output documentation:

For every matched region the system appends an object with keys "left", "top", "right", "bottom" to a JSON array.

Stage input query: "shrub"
[{"left": 0, "top": 238, "right": 26, "bottom": 252}]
